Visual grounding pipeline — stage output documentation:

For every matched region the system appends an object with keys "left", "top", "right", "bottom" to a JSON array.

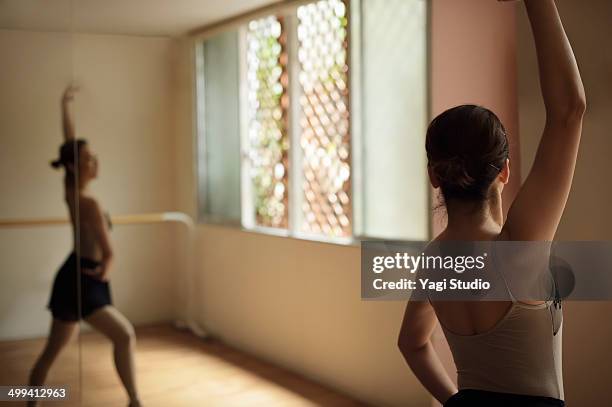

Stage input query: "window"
[
  {"left": 244, "top": 16, "right": 289, "bottom": 229},
  {"left": 195, "top": 30, "right": 241, "bottom": 223},
  {"left": 296, "top": 0, "right": 352, "bottom": 238},
  {"left": 357, "top": 0, "right": 429, "bottom": 240},
  {"left": 196, "top": 0, "right": 429, "bottom": 242}
]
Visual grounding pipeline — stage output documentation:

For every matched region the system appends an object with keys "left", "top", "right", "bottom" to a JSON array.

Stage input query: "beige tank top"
[{"left": 441, "top": 300, "right": 564, "bottom": 400}]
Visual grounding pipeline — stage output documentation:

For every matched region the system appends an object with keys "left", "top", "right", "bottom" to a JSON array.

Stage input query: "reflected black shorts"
[{"left": 47, "top": 252, "right": 112, "bottom": 321}]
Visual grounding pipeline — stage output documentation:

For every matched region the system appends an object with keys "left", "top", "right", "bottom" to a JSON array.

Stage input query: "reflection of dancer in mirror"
[
  {"left": 398, "top": 0, "right": 585, "bottom": 406},
  {"left": 28, "top": 86, "right": 142, "bottom": 407}
]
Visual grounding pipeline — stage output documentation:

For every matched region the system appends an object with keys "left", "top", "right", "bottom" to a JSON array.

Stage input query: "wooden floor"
[{"left": 0, "top": 324, "right": 367, "bottom": 407}]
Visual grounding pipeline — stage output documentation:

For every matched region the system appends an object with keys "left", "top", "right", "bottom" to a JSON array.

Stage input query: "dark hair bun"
[
  {"left": 426, "top": 105, "right": 509, "bottom": 202},
  {"left": 430, "top": 156, "right": 475, "bottom": 190},
  {"left": 51, "top": 138, "right": 88, "bottom": 172}
]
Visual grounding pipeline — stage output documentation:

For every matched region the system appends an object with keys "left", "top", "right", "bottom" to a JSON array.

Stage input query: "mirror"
[{"left": 3, "top": 1, "right": 429, "bottom": 406}]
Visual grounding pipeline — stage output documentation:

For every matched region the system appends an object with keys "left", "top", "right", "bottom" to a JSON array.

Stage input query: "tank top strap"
[{"left": 489, "top": 236, "right": 518, "bottom": 303}]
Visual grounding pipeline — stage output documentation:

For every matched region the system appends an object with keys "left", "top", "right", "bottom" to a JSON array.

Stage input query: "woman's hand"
[
  {"left": 82, "top": 266, "right": 110, "bottom": 282},
  {"left": 61, "top": 84, "right": 79, "bottom": 140},
  {"left": 61, "top": 84, "right": 79, "bottom": 104}
]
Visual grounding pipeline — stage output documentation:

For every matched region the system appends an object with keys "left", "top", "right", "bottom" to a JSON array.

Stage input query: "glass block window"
[
  {"left": 245, "top": 16, "right": 290, "bottom": 229},
  {"left": 296, "top": 0, "right": 351, "bottom": 237}
]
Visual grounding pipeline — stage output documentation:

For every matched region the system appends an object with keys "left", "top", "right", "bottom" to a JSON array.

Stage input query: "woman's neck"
[
  {"left": 443, "top": 198, "right": 504, "bottom": 239},
  {"left": 65, "top": 181, "right": 90, "bottom": 197},
  {"left": 65, "top": 174, "right": 91, "bottom": 192}
]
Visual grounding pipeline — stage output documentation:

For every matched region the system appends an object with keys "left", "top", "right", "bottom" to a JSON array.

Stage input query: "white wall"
[
  {"left": 0, "top": 29, "right": 79, "bottom": 340},
  {"left": 195, "top": 226, "right": 430, "bottom": 406},
  {"left": 72, "top": 33, "right": 182, "bottom": 326},
  {"left": 0, "top": 30, "right": 182, "bottom": 340}
]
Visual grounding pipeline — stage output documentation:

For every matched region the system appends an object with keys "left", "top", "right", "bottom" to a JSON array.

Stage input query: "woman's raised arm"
[
  {"left": 61, "top": 85, "right": 78, "bottom": 141},
  {"left": 503, "top": 0, "right": 586, "bottom": 241}
]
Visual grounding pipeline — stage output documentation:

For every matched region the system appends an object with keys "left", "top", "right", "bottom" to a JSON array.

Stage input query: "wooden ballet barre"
[
  {"left": 0, "top": 212, "right": 194, "bottom": 229},
  {"left": 112, "top": 212, "right": 194, "bottom": 228},
  {"left": 0, "top": 217, "right": 68, "bottom": 228}
]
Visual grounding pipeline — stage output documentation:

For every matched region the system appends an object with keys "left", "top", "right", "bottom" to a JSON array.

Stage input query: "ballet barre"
[
  {"left": 0, "top": 212, "right": 194, "bottom": 229},
  {"left": 0, "top": 211, "right": 206, "bottom": 337}
]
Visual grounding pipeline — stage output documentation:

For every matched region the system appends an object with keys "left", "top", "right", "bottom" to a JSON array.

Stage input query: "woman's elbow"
[
  {"left": 397, "top": 335, "right": 407, "bottom": 354},
  {"left": 102, "top": 249, "right": 114, "bottom": 262},
  {"left": 569, "top": 91, "right": 587, "bottom": 117},
  {"left": 398, "top": 333, "right": 421, "bottom": 357},
  {"left": 549, "top": 91, "right": 587, "bottom": 123}
]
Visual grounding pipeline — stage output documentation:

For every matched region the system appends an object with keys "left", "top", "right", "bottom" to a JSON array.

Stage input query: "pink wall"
[
  {"left": 429, "top": 0, "right": 519, "bottom": 405},
  {"left": 431, "top": 0, "right": 520, "bottom": 233}
]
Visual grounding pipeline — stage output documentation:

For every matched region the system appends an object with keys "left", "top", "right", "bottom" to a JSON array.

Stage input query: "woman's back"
[
  {"left": 429, "top": 228, "right": 563, "bottom": 399},
  {"left": 438, "top": 299, "right": 563, "bottom": 399},
  {"left": 428, "top": 228, "right": 519, "bottom": 336}
]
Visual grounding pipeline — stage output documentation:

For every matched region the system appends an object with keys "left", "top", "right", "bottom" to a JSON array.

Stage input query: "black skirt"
[
  {"left": 47, "top": 252, "right": 112, "bottom": 321},
  {"left": 445, "top": 389, "right": 565, "bottom": 407}
]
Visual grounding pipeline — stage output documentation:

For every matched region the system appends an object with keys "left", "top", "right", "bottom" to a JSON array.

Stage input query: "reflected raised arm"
[{"left": 61, "top": 85, "right": 79, "bottom": 141}]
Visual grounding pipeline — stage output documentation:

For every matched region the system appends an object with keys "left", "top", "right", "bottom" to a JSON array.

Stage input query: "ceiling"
[{"left": 0, "top": 0, "right": 283, "bottom": 37}]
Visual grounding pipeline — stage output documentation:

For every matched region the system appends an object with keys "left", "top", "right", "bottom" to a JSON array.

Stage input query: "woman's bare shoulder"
[{"left": 78, "top": 195, "right": 103, "bottom": 218}]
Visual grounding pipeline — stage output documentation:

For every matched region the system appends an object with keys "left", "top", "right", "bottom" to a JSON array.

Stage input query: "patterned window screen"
[
  {"left": 296, "top": 0, "right": 351, "bottom": 237},
  {"left": 245, "top": 16, "right": 290, "bottom": 229}
]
